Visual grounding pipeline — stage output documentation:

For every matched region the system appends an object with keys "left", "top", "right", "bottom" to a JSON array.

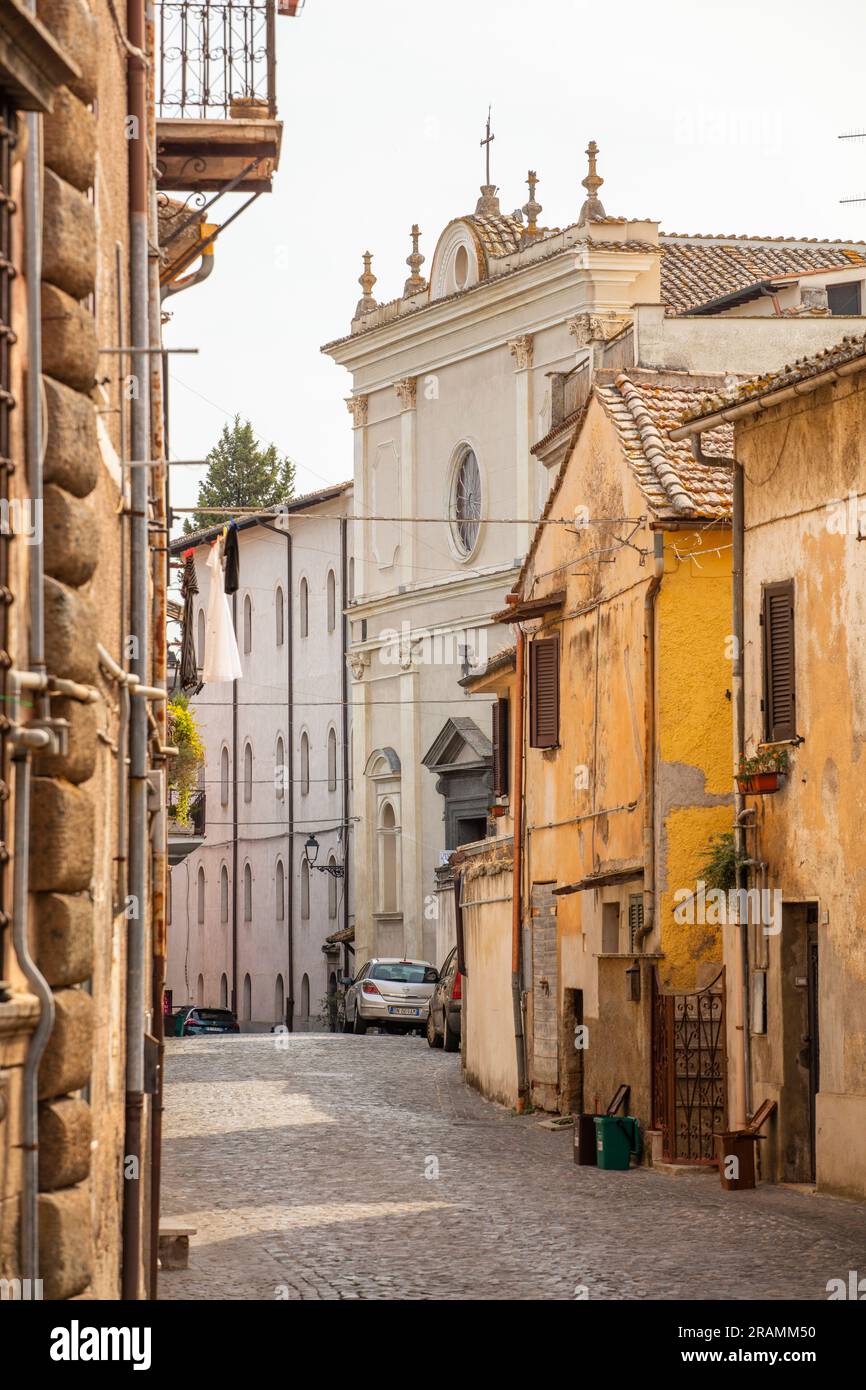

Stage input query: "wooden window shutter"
[
  {"left": 529, "top": 636, "right": 560, "bottom": 749},
  {"left": 492, "top": 697, "right": 510, "bottom": 797},
  {"left": 762, "top": 580, "right": 796, "bottom": 741},
  {"left": 628, "top": 894, "right": 644, "bottom": 952}
]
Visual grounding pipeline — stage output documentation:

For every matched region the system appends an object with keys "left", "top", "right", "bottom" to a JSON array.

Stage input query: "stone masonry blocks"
[
  {"left": 43, "top": 575, "right": 98, "bottom": 684},
  {"left": 30, "top": 777, "right": 95, "bottom": 892},
  {"left": 42, "top": 168, "right": 97, "bottom": 301},
  {"left": 41, "top": 283, "right": 97, "bottom": 392},
  {"left": 43, "top": 483, "right": 99, "bottom": 588},
  {"left": 38, "top": 1184, "right": 93, "bottom": 1300},
  {"left": 43, "top": 375, "right": 99, "bottom": 498},
  {"left": 38, "top": 1097, "right": 93, "bottom": 1191},
  {"left": 34, "top": 892, "right": 94, "bottom": 987},
  {"left": 38, "top": 988, "right": 93, "bottom": 1101},
  {"left": 42, "top": 85, "right": 96, "bottom": 191}
]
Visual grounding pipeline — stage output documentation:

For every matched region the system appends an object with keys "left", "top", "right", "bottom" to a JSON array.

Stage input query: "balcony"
[
  {"left": 156, "top": 0, "right": 283, "bottom": 194},
  {"left": 168, "top": 787, "right": 206, "bottom": 866}
]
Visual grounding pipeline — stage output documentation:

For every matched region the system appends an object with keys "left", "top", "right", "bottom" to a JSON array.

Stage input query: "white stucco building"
[
  {"left": 322, "top": 144, "right": 866, "bottom": 974},
  {"left": 166, "top": 482, "right": 354, "bottom": 1029}
]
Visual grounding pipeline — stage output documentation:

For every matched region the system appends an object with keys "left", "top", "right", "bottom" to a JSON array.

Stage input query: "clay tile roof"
[
  {"left": 680, "top": 332, "right": 866, "bottom": 423},
  {"left": 466, "top": 211, "right": 524, "bottom": 258},
  {"left": 597, "top": 373, "right": 733, "bottom": 520},
  {"left": 659, "top": 236, "right": 866, "bottom": 316}
]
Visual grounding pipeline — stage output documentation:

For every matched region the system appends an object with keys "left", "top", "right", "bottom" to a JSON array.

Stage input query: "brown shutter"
[
  {"left": 529, "top": 636, "right": 560, "bottom": 749},
  {"left": 492, "top": 696, "right": 510, "bottom": 797},
  {"left": 762, "top": 580, "right": 796, "bottom": 741}
]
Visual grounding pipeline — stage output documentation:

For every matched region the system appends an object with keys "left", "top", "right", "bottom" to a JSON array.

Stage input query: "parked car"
[
  {"left": 343, "top": 958, "right": 438, "bottom": 1035},
  {"left": 182, "top": 1007, "right": 239, "bottom": 1036},
  {"left": 426, "top": 946, "right": 462, "bottom": 1052}
]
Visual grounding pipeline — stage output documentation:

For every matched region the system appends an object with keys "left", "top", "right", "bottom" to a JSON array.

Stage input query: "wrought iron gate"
[{"left": 652, "top": 970, "right": 725, "bottom": 1162}]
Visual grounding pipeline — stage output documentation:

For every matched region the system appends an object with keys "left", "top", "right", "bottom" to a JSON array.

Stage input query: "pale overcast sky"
[{"left": 164, "top": 0, "right": 866, "bottom": 520}]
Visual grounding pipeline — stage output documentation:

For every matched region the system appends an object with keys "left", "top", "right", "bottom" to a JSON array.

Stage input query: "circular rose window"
[{"left": 452, "top": 449, "right": 481, "bottom": 555}]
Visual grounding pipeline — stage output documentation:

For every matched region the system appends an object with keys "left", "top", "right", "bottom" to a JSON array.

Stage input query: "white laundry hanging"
[{"left": 203, "top": 539, "right": 243, "bottom": 684}]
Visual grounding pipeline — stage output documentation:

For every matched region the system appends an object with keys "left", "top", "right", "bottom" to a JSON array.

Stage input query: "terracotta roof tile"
[
  {"left": 596, "top": 373, "right": 733, "bottom": 519},
  {"left": 466, "top": 212, "right": 524, "bottom": 258},
  {"left": 659, "top": 237, "right": 866, "bottom": 316}
]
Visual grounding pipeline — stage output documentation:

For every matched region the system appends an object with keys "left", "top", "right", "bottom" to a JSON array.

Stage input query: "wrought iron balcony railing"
[{"left": 157, "top": 0, "right": 276, "bottom": 120}]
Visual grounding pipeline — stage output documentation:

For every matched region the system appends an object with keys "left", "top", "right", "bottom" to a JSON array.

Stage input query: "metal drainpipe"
[
  {"left": 340, "top": 518, "right": 350, "bottom": 951},
  {"left": 258, "top": 519, "right": 293, "bottom": 1030},
  {"left": 231, "top": 591, "right": 238, "bottom": 1018},
  {"left": 511, "top": 627, "right": 528, "bottom": 1106},
  {"left": 637, "top": 533, "right": 664, "bottom": 950},
  {"left": 13, "top": 80, "right": 55, "bottom": 1284},
  {"left": 732, "top": 457, "right": 752, "bottom": 1124},
  {"left": 122, "top": 0, "right": 150, "bottom": 1301}
]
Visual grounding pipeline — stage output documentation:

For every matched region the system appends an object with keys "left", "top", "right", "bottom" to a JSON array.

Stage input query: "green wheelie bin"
[{"left": 594, "top": 1114, "right": 641, "bottom": 1169}]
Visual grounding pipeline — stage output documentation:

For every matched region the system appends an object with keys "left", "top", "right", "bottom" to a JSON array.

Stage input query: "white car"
[{"left": 343, "top": 958, "right": 439, "bottom": 1035}]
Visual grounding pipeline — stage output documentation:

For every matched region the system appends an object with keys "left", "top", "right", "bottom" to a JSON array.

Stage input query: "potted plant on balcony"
[
  {"left": 737, "top": 747, "right": 789, "bottom": 795},
  {"left": 167, "top": 695, "right": 205, "bottom": 828}
]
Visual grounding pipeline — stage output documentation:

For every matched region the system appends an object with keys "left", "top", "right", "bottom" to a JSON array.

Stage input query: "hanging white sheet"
[{"left": 203, "top": 539, "right": 243, "bottom": 685}]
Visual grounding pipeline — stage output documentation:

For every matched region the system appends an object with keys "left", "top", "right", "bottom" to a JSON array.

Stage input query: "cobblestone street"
[{"left": 159, "top": 1033, "right": 866, "bottom": 1301}]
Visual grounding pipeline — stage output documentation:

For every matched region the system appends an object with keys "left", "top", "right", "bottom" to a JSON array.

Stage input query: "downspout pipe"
[
  {"left": 511, "top": 626, "right": 528, "bottom": 1107},
  {"left": 13, "top": 49, "right": 54, "bottom": 1284},
  {"left": 122, "top": 0, "right": 150, "bottom": 1301},
  {"left": 637, "top": 533, "right": 665, "bottom": 949},
  {"left": 732, "top": 456, "right": 752, "bottom": 1125},
  {"left": 340, "top": 518, "right": 350, "bottom": 953},
  {"left": 258, "top": 519, "right": 293, "bottom": 1029}
]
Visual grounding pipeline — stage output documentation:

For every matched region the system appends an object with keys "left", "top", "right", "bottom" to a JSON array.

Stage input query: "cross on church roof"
[{"left": 480, "top": 106, "right": 495, "bottom": 186}]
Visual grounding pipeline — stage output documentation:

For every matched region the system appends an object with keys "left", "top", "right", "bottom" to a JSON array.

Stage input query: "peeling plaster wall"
[{"left": 737, "top": 372, "right": 866, "bottom": 1198}]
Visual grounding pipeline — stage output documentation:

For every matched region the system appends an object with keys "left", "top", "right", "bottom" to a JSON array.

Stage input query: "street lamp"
[{"left": 303, "top": 833, "right": 344, "bottom": 878}]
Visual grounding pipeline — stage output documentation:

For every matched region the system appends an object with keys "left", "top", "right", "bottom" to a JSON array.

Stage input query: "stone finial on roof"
[
  {"left": 522, "top": 170, "right": 542, "bottom": 239},
  {"left": 578, "top": 140, "right": 606, "bottom": 226},
  {"left": 403, "top": 224, "right": 427, "bottom": 297},
  {"left": 475, "top": 184, "right": 501, "bottom": 215},
  {"left": 354, "top": 251, "right": 378, "bottom": 319}
]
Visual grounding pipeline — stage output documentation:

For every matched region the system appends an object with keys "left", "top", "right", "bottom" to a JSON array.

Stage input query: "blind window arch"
[
  {"left": 243, "top": 742, "right": 253, "bottom": 802},
  {"left": 243, "top": 862, "right": 252, "bottom": 922},
  {"left": 299, "top": 577, "right": 309, "bottom": 638},
  {"left": 300, "top": 732, "right": 310, "bottom": 796},
  {"left": 327, "top": 727, "right": 337, "bottom": 793},
  {"left": 327, "top": 569, "right": 336, "bottom": 632},
  {"left": 197, "top": 866, "right": 206, "bottom": 924},
  {"left": 276, "top": 585, "right": 285, "bottom": 647},
  {"left": 243, "top": 593, "right": 252, "bottom": 654},
  {"left": 276, "top": 859, "right": 285, "bottom": 921},
  {"left": 220, "top": 864, "right": 229, "bottom": 922},
  {"left": 275, "top": 737, "right": 285, "bottom": 801},
  {"left": 220, "top": 746, "right": 230, "bottom": 806}
]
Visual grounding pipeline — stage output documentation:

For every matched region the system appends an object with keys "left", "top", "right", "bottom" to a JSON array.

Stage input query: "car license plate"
[{"left": 389, "top": 1007, "right": 420, "bottom": 1017}]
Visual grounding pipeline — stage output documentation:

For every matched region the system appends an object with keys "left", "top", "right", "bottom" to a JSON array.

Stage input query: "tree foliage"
[{"left": 184, "top": 416, "right": 296, "bottom": 533}]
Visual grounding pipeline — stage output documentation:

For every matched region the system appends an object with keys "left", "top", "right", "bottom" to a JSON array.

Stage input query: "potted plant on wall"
[{"left": 737, "top": 747, "right": 789, "bottom": 795}]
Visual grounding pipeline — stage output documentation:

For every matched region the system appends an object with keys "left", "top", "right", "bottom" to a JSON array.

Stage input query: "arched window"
[
  {"left": 243, "top": 973, "right": 252, "bottom": 1022},
  {"left": 275, "top": 586, "right": 285, "bottom": 647},
  {"left": 301, "top": 973, "right": 310, "bottom": 1020},
  {"left": 220, "top": 973, "right": 228, "bottom": 1008},
  {"left": 275, "top": 974, "right": 284, "bottom": 1024},
  {"left": 301, "top": 858, "right": 310, "bottom": 920},
  {"left": 243, "top": 862, "right": 252, "bottom": 922},
  {"left": 243, "top": 593, "right": 252, "bottom": 654},
  {"left": 197, "top": 607, "right": 206, "bottom": 668},
  {"left": 327, "top": 569, "right": 336, "bottom": 632},
  {"left": 243, "top": 742, "right": 253, "bottom": 802},
  {"left": 220, "top": 746, "right": 230, "bottom": 806},
  {"left": 379, "top": 800, "right": 399, "bottom": 913},
  {"left": 451, "top": 447, "right": 482, "bottom": 556},
  {"left": 328, "top": 855, "right": 337, "bottom": 919},
  {"left": 300, "top": 732, "right": 310, "bottom": 796},
  {"left": 276, "top": 859, "right": 285, "bottom": 921},
  {"left": 327, "top": 727, "right": 337, "bottom": 793},
  {"left": 220, "top": 864, "right": 229, "bottom": 923},
  {"left": 275, "top": 737, "right": 285, "bottom": 801},
  {"left": 299, "top": 577, "right": 309, "bottom": 638},
  {"left": 197, "top": 866, "right": 205, "bottom": 923},
  {"left": 196, "top": 973, "right": 204, "bottom": 1006}
]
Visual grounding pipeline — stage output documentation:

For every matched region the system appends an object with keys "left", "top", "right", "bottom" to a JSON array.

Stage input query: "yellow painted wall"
[{"left": 656, "top": 531, "right": 733, "bottom": 989}]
